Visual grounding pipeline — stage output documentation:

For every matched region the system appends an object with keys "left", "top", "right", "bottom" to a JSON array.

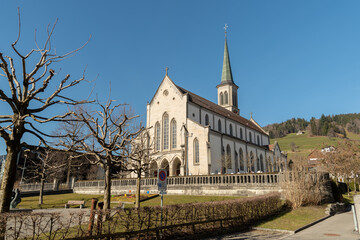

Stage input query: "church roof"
[{"left": 175, "top": 85, "right": 267, "bottom": 135}]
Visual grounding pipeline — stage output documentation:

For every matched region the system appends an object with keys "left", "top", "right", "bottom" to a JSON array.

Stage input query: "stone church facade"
[{"left": 146, "top": 35, "right": 287, "bottom": 177}]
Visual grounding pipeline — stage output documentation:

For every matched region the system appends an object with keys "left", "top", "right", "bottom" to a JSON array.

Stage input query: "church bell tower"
[{"left": 216, "top": 25, "right": 239, "bottom": 115}]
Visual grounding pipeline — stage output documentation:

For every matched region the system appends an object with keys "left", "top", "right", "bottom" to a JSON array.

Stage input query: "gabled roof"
[{"left": 175, "top": 85, "right": 267, "bottom": 134}]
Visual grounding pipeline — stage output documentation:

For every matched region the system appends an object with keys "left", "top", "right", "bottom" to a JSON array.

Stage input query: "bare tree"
[
  {"left": 69, "top": 99, "right": 142, "bottom": 210},
  {"left": 0, "top": 10, "right": 90, "bottom": 212},
  {"left": 323, "top": 140, "right": 360, "bottom": 196},
  {"left": 281, "top": 154, "right": 326, "bottom": 209},
  {"left": 23, "top": 147, "right": 68, "bottom": 205},
  {"left": 125, "top": 129, "right": 158, "bottom": 208}
]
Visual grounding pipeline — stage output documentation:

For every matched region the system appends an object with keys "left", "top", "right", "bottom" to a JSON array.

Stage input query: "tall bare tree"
[
  {"left": 23, "top": 147, "right": 68, "bottom": 205},
  {"left": 125, "top": 129, "right": 158, "bottom": 208},
  {"left": 323, "top": 140, "right": 360, "bottom": 196},
  {"left": 0, "top": 11, "right": 90, "bottom": 212},
  {"left": 69, "top": 99, "right": 142, "bottom": 210}
]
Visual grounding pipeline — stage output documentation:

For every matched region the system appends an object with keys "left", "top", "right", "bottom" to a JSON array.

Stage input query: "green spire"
[{"left": 221, "top": 35, "right": 234, "bottom": 84}]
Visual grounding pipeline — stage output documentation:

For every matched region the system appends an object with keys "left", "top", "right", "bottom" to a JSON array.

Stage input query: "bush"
[{"left": 0, "top": 193, "right": 282, "bottom": 239}]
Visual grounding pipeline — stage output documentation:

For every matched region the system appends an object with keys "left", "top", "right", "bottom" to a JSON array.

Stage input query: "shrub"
[{"left": 0, "top": 193, "right": 282, "bottom": 239}]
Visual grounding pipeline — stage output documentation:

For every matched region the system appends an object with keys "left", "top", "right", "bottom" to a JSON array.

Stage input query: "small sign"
[
  {"left": 157, "top": 168, "right": 167, "bottom": 191},
  {"left": 160, "top": 190, "right": 167, "bottom": 195}
]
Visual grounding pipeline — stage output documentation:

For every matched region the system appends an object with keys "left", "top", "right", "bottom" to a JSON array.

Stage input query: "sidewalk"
[
  {"left": 284, "top": 210, "right": 360, "bottom": 240},
  {"left": 205, "top": 210, "right": 360, "bottom": 240}
]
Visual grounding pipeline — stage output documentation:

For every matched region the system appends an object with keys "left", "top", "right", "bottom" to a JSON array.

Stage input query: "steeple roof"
[{"left": 221, "top": 36, "right": 234, "bottom": 84}]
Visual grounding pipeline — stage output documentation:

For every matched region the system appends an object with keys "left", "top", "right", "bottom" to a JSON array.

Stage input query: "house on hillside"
[
  {"left": 307, "top": 146, "right": 335, "bottom": 171},
  {"left": 142, "top": 32, "right": 287, "bottom": 177}
]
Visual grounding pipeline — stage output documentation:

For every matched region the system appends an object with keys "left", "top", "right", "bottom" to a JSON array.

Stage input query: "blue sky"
[{"left": 1, "top": 1, "right": 360, "bottom": 154}]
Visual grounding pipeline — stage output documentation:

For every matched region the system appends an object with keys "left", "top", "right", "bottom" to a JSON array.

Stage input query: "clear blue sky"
[{"left": 1, "top": 1, "right": 360, "bottom": 154}]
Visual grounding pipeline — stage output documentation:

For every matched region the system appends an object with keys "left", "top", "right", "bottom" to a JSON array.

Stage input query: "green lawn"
[
  {"left": 18, "top": 193, "right": 104, "bottom": 209},
  {"left": 257, "top": 205, "right": 327, "bottom": 231},
  {"left": 17, "top": 193, "right": 243, "bottom": 209},
  {"left": 271, "top": 131, "right": 360, "bottom": 159},
  {"left": 139, "top": 194, "right": 242, "bottom": 207}
]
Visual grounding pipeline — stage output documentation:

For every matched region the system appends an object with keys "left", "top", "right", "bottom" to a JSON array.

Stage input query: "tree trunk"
[
  {"left": 354, "top": 177, "right": 357, "bottom": 193},
  {"left": 135, "top": 172, "right": 141, "bottom": 209},
  {"left": 0, "top": 144, "right": 20, "bottom": 213},
  {"left": 66, "top": 157, "right": 72, "bottom": 186},
  {"left": 103, "top": 164, "right": 111, "bottom": 210},
  {"left": 39, "top": 175, "right": 45, "bottom": 205}
]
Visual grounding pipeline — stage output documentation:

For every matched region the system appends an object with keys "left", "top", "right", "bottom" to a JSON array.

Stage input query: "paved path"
[
  {"left": 284, "top": 211, "right": 360, "bottom": 240},
  {"left": 204, "top": 229, "right": 292, "bottom": 240},
  {"left": 205, "top": 210, "right": 360, "bottom": 240}
]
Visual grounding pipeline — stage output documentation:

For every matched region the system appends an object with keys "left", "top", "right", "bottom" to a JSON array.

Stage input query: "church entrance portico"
[
  {"left": 160, "top": 159, "right": 170, "bottom": 177},
  {"left": 172, "top": 158, "right": 181, "bottom": 176},
  {"left": 150, "top": 161, "right": 158, "bottom": 177}
]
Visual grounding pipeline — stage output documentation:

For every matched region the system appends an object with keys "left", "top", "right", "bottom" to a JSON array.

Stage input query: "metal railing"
[{"left": 74, "top": 173, "right": 280, "bottom": 189}]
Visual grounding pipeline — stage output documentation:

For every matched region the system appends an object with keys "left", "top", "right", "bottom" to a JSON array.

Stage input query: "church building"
[{"left": 146, "top": 33, "right": 287, "bottom": 177}]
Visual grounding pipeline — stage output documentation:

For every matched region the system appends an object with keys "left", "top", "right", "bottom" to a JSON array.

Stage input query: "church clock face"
[{"left": 163, "top": 90, "right": 169, "bottom": 96}]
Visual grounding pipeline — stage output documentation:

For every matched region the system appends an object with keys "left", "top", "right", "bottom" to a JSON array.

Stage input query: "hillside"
[
  {"left": 270, "top": 130, "right": 360, "bottom": 159},
  {"left": 264, "top": 113, "right": 360, "bottom": 139}
]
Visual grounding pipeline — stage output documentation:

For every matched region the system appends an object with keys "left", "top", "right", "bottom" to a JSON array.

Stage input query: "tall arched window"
[
  {"left": 240, "top": 128, "right": 243, "bottom": 139},
  {"left": 220, "top": 92, "right": 224, "bottom": 105},
  {"left": 224, "top": 91, "right": 229, "bottom": 104},
  {"left": 226, "top": 145, "right": 232, "bottom": 169},
  {"left": 205, "top": 114, "right": 209, "bottom": 126},
  {"left": 249, "top": 132, "right": 252, "bottom": 143},
  {"left": 229, "top": 124, "right": 233, "bottom": 136},
  {"left": 194, "top": 138, "right": 199, "bottom": 164},
  {"left": 260, "top": 154, "right": 264, "bottom": 172},
  {"left": 171, "top": 119, "right": 177, "bottom": 149},
  {"left": 250, "top": 151, "right": 255, "bottom": 172},
  {"left": 257, "top": 136, "right": 260, "bottom": 145},
  {"left": 218, "top": 119, "right": 222, "bottom": 132},
  {"left": 239, "top": 148, "right": 244, "bottom": 171},
  {"left": 155, "top": 122, "right": 160, "bottom": 151},
  {"left": 163, "top": 113, "right": 169, "bottom": 150}
]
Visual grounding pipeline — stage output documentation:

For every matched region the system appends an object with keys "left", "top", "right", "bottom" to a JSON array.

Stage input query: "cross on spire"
[
  {"left": 165, "top": 67, "right": 169, "bottom": 76},
  {"left": 224, "top": 24, "right": 228, "bottom": 37}
]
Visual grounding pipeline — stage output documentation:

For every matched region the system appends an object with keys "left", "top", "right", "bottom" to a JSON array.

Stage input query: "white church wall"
[
  {"left": 187, "top": 119, "right": 210, "bottom": 175},
  {"left": 209, "top": 132, "right": 222, "bottom": 174},
  {"left": 214, "top": 115, "right": 225, "bottom": 133},
  {"left": 187, "top": 102, "right": 200, "bottom": 123},
  {"left": 201, "top": 109, "right": 214, "bottom": 129}
]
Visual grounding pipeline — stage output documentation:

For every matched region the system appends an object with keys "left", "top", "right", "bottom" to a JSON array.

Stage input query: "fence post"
[
  {"left": 88, "top": 198, "right": 98, "bottom": 236},
  {"left": 53, "top": 179, "right": 59, "bottom": 191}
]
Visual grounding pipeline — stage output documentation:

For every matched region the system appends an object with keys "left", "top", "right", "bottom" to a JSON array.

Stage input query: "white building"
[{"left": 146, "top": 34, "right": 287, "bottom": 177}]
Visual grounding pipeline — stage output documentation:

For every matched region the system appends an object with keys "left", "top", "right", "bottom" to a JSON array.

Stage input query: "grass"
[
  {"left": 17, "top": 193, "right": 243, "bottom": 209},
  {"left": 271, "top": 131, "right": 360, "bottom": 159},
  {"left": 17, "top": 193, "right": 104, "bottom": 209},
  {"left": 256, "top": 205, "right": 327, "bottom": 231},
  {"left": 139, "top": 194, "right": 243, "bottom": 207}
]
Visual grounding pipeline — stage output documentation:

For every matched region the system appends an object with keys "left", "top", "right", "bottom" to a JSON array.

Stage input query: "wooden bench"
[{"left": 65, "top": 200, "right": 85, "bottom": 209}]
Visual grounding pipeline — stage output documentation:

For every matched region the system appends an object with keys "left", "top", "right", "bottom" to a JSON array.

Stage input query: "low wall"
[{"left": 74, "top": 173, "right": 282, "bottom": 196}]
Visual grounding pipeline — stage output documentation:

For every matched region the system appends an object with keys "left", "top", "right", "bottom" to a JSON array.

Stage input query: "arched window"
[
  {"left": 218, "top": 119, "right": 222, "bottom": 132},
  {"left": 260, "top": 154, "right": 264, "bottom": 172},
  {"left": 224, "top": 91, "right": 229, "bottom": 104},
  {"left": 257, "top": 136, "right": 260, "bottom": 145},
  {"left": 163, "top": 113, "right": 169, "bottom": 150},
  {"left": 226, "top": 145, "right": 232, "bottom": 169},
  {"left": 155, "top": 122, "right": 160, "bottom": 151},
  {"left": 240, "top": 128, "right": 243, "bottom": 139},
  {"left": 171, "top": 119, "right": 177, "bottom": 149},
  {"left": 220, "top": 92, "right": 224, "bottom": 105},
  {"left": 205, "top": 114, "right": 209, "bottom": 126},
  {"left": 234, "top": 150, "right": 238, "bottom": 172},
  {"left": 229, "top": 124, "right": 233, "bottom": 136},
  {"left": 194, "top": 138, "right": 199, "bottom": 164},
  {"left": 249, "top": 132, "right": 252, "bottom": 143},
  {"left": 250, "top": 151, "right": 255, "bottom": 172},
  {"left": 239, "top": 148, "right": 244, "bottom": 171}
]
